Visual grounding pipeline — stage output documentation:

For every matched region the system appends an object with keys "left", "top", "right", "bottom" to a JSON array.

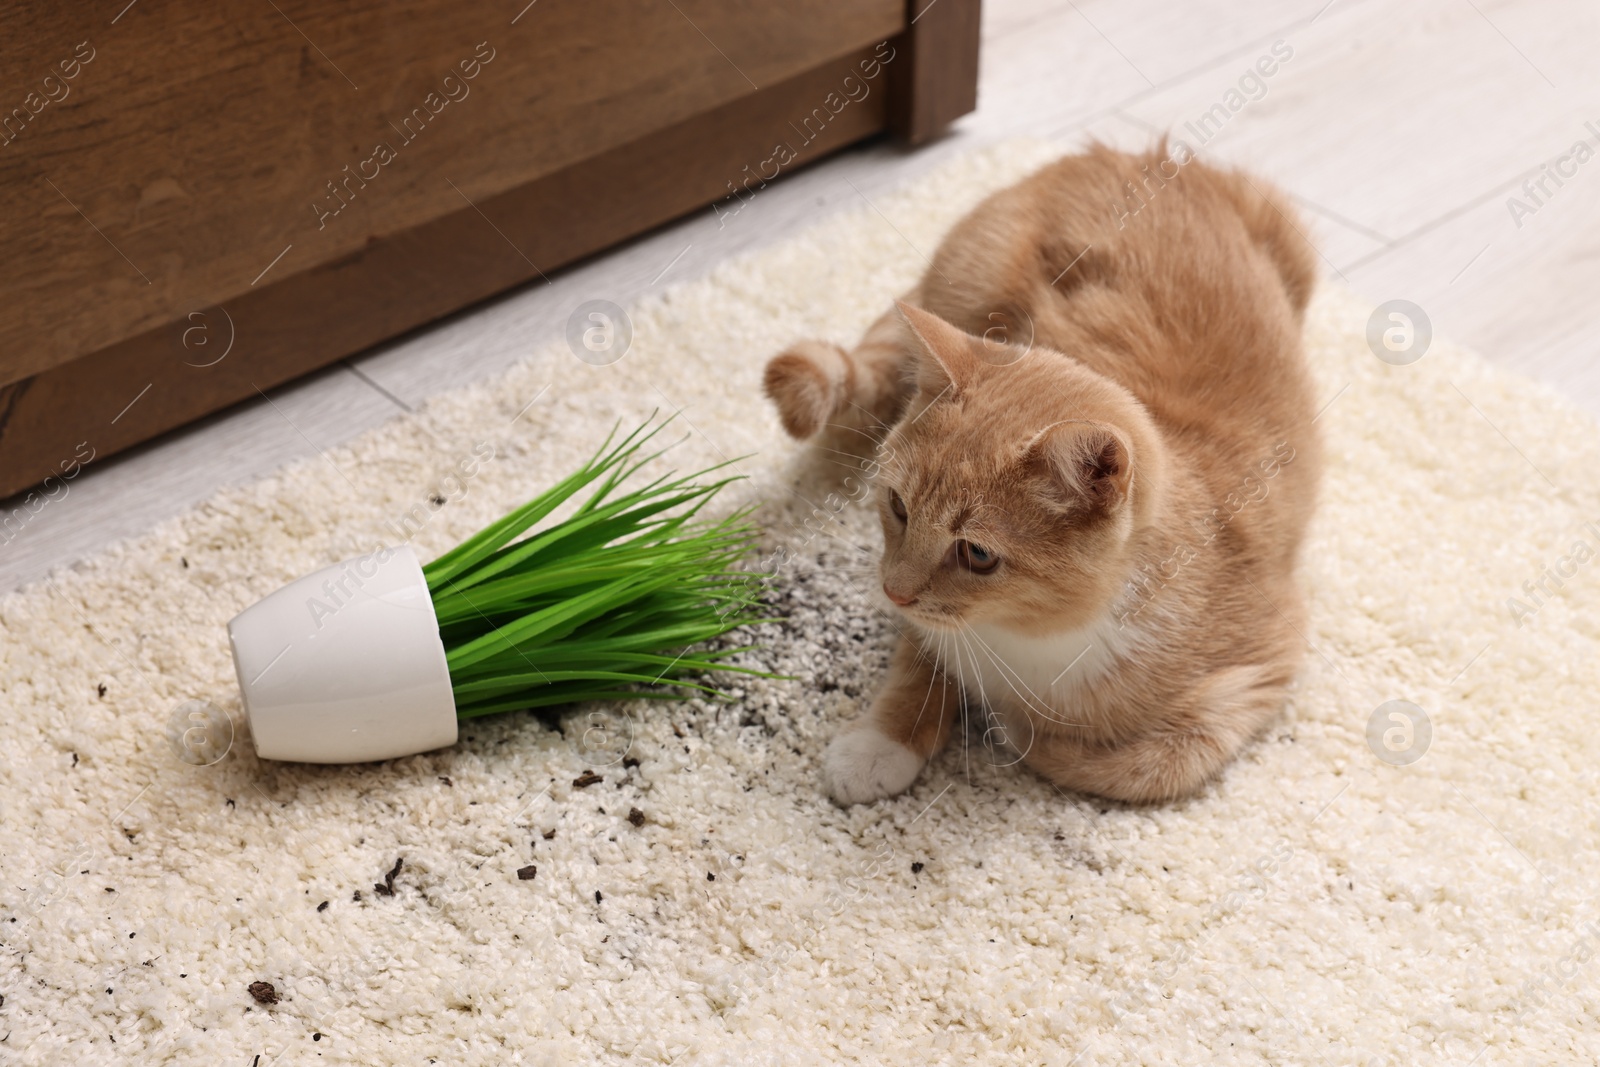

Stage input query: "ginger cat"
[{"left": 764, "top": 144, "right": 1322, "bottom": 805}]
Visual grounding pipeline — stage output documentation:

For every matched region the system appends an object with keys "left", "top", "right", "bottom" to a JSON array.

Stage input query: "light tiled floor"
[{"left": 4, "top": 0, "right": 1596, "bottom": 593}]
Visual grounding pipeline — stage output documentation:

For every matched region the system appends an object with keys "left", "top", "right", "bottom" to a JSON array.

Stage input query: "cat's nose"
[{"left": 883, "top": 582, "right": 918, "bottom": 606}]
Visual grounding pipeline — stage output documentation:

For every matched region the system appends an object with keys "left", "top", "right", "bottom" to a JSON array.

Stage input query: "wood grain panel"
[
  {"left": 0, "top": 0, "right": 904, "bottom": 384},
  {"left": 0, "top": 43, "right": 901, "bottom": 498}
]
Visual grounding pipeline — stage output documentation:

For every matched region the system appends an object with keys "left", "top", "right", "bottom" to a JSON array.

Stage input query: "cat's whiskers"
[
  {"left": 813, "top": 454, "right": 884, "bottom": 482},
  {"left": 952, "top": 624, "right": 989, "bottom": 784},
  {"left": 844, "top": 399, "right": 896, "bottom": 436},
  {"left": 958, "top": 620, "right": 1089, "bottom": 729},
  {"left": 819, "top": 421, "right": 883, "bottom": 448},
  {"left": 778, "top": 496, "right": 875, "bottom": 558},
  {"left": 810, "top": 442, "right": 880, "bottom": 467},
  {"left": 905, "top": 628, "right": 946, "bottom": 758},
  {"left": 838, "top": 559, "right": 886, "bottom": 597},
  {"left": 810, "top": 435, "right": 899, "bottom": 473},
  {"left": 949, "top": 624, "right": 1032, "bottom": 769}
]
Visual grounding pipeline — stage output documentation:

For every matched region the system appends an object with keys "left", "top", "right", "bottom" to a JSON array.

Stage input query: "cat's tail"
[
  {"left": 763, "top": 340, "right": 856, "bottom": 439},
  {"left": 763, "top": 303, "right": 913, "bottom": 444}
]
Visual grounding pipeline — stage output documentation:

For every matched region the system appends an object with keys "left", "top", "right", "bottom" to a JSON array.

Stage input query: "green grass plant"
[{"left": 421, "top": 419, "right": 771, "bottom": 719}]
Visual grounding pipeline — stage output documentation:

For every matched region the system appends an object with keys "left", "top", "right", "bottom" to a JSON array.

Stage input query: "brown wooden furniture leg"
[{"left": 891, "top": 0, "right": 983, "bottom": 145}]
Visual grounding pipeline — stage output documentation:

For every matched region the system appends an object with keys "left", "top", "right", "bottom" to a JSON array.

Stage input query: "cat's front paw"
[
  {"left": 762, "top": 341, "right": 850, "bottom": 440},
  {"left": 823, "top": 726, "right": 924, "bottom": 805}
]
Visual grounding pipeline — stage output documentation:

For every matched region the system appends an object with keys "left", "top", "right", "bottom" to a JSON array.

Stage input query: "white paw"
[{"left": 823, "top": 727, "right": 924, "bottom": 805}]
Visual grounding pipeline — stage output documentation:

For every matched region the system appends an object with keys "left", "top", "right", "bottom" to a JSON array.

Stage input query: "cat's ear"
[
  {"left": 1023, "top": 421, "right": 1132, "bottom": 512},
  {"left": 896, "top": 301, "right": 981, "bottom": 396}
]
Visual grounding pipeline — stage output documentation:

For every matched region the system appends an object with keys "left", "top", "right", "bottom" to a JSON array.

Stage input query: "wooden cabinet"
[{"left": 0, "top": 0, "right": 979, "bottom": 498}]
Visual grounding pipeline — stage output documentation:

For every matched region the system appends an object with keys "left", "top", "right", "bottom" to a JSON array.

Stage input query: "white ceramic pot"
[{"left": 227, "top": 544, "right": 458, "bottom": 763}]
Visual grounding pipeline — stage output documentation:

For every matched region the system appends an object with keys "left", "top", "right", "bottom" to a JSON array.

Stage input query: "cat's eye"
[
  {"left": 888, "top": 490, "right": 908, "bottom": 521},
  {"left": 957, "top": 540, "right": 999, "bottom": 573}
]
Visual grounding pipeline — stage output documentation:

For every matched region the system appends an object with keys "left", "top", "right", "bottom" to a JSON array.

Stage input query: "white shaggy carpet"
[{"left": 6, "top": 140, "right": 1600, "bottom": 1066}]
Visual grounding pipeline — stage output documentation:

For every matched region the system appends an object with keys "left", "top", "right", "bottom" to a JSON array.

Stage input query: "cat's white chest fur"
[{"left": 924, "top": 613, "right": 1135, "bottom": 726}]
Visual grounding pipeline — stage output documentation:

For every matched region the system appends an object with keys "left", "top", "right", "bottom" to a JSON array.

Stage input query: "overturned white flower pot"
[
  {"left": 222, "top": 419, "right": 769, "bottom": 766},
  {"left": 228, "top": 545, "right": 458, "bottom": 763}
]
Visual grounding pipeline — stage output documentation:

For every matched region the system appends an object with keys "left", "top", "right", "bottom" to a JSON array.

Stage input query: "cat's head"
[{"left": 873, "top": 302, "right": 1167, "bottom": 634}]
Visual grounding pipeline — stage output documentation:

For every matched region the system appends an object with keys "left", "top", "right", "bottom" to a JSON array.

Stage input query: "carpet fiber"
[{"left": 6, "top": 141, "right": 1600, "bottom": 1066}]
